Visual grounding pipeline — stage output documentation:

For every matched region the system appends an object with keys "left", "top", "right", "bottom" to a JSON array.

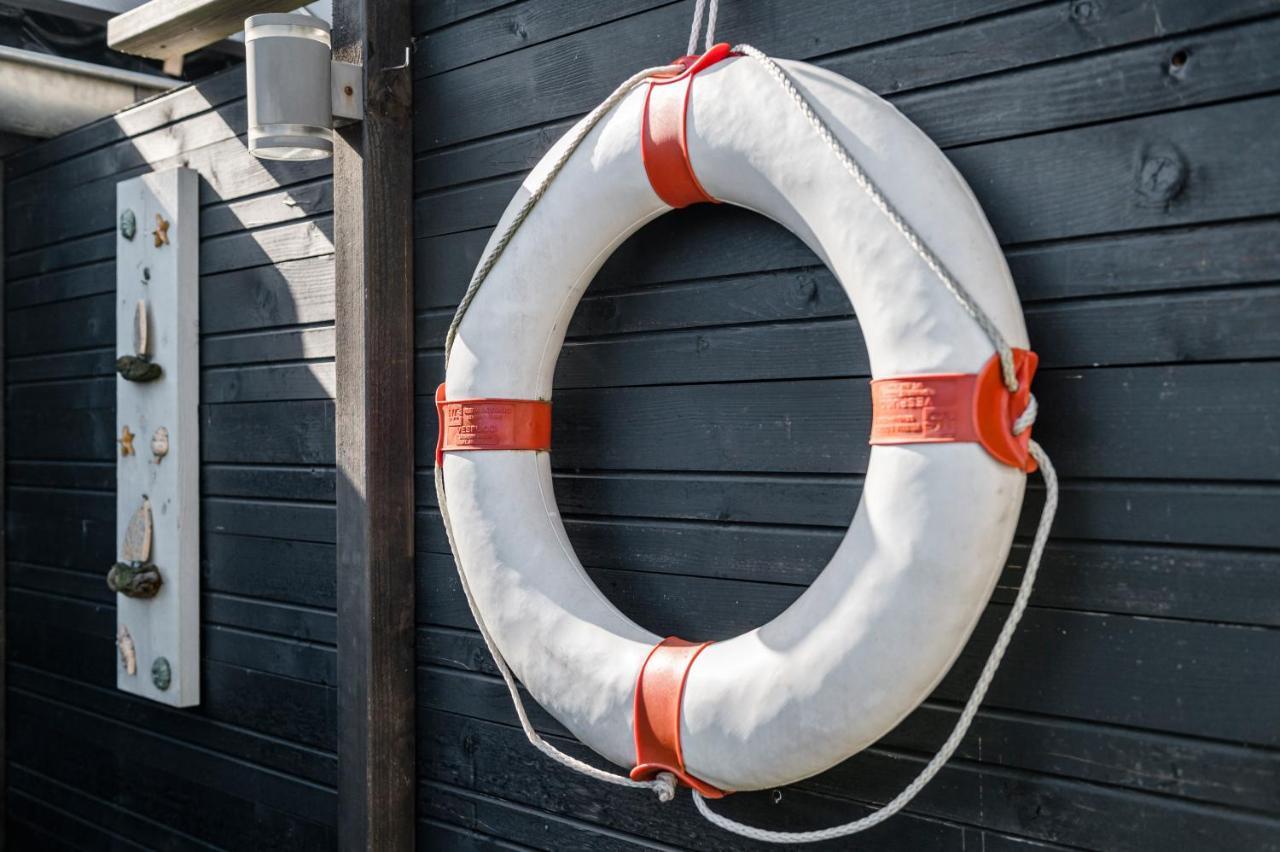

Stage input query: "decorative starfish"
[
  {"left": 119, "top": 425, "right": 136, "bottom": 456},
  {"left": 153, "top": 214, "right": 170, "bottom": 247}
]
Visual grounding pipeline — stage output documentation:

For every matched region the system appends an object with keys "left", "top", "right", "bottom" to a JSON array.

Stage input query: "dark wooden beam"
[
  {"left": 332, "top": 0, "right": 415, "bottom": 848},
  {"left": 0, "top": 158, "right": 7, "bottom": 852}
]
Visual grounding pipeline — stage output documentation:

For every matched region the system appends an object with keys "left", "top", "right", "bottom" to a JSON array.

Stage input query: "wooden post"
[
  {"left": 0, "top": 159, "right": 7, "bottom": 852},
  {"left": 332, "top": 0, "right": 415, "bottom": 848}
]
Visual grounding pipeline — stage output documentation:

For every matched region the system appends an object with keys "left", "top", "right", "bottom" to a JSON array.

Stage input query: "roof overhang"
[{"left": 0, "top": 45, "right": 177, "bottom": 138}]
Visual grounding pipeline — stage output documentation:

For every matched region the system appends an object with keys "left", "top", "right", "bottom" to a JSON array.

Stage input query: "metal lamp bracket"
[{"left": 332, "top": 60, "right": 364, "bottom": 123}]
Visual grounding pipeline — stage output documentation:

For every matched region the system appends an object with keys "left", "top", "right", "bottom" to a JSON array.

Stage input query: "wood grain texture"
[
  {"left": 0, "top": 157, "right": 7, "bottom": 852},
  {"left": 332, "top": 0, "right": 416, "bottom": 849},
  {"left": 414, "top": 0, "right": 1280, "bottom": 150},
  {"left": 5, "top": 0, "right": 1280, "bottom": 847},
  {"left": 107, "top": 0, "right": 308, "bottom": 59}
]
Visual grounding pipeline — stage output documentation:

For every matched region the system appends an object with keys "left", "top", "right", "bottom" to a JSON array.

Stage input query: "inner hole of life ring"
[{"left": 550, "top": 205, "right": 864, "bottom": 642}]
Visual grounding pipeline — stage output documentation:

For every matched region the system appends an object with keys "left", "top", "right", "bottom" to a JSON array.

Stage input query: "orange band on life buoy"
[
  {"left": 630, "top": 636, "right": 725, "bottom": 798},
  {"left": 434, "top": 384, "right": 551, "bottom": 466},
  {"left": 870, "top": 349, "right": 1039, "bottom": 472},
  {"left": 641, "top": 43, "right": 733, "bottom": 208}
]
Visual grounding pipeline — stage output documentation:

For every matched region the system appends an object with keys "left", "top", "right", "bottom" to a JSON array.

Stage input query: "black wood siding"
[
  {"left": 3, "top": 71, "right": 339, "bottom": 847},
  {"left": 413, "top": 1, "right": 1280, "bottom": 850},
  {"left": 3, "top": 0, "right": 1279, "bottom": 848}
]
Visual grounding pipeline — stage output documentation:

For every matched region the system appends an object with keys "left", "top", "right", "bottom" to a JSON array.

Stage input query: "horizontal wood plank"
[
  {"left": 414, "top": 0, "right": 1280, "bottom": 150},
  {"left": 418, "top": 709, "right": 1280, "bottom": 851}
]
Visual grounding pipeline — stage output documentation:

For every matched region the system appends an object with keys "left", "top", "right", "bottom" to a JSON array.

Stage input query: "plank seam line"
[
  {"left": 414, "top": 0, "right": 688, "bottom": 81},
  {"left": 7, "top": 786, "right": 161, "bottom": 852},
  {"left": 416, "top": 701, "right": 1280, "bottom": 821},
  {"left": 418, "top": 643, "right": 1280, "bottom": 757},
  {"left": 8, "top": 662, "right": 340, "bottom": 763},
  {"left": 421, "top": 778, "right": 685, "bottom": 850},
  {"left": 9, "top": 765, "right": 224, "bottom": 851},
  {"left": 10, "top": 683, "right": 341, "bottom": 786}
]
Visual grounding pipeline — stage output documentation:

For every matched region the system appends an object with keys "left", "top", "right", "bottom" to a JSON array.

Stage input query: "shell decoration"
[
  {"left": 107, "top": 562, "right": 163, "bottom": 598},
  {"left": 121, "top": 497, "right": 153, "bottom": 564},
  {"left": 116, "top": 355, "right": 162, "bottom": 382},
  {"left": 116, "top": 625, "right": 137, "bottom": 675},
  {"left": 153, "top": 214, "right": 170, "bottom": 247},
  {"left": 151, "top": 426, "right": 169, "bottom": 462},
  {"left": 134, "top": 299, "right": 150, "bottom": 357},
  {"left": 119, "top": 425, "right": 135, "bottom": 457}
]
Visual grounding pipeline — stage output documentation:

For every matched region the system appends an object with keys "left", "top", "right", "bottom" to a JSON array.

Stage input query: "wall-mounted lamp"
[{"left": 245, "top": 14, "right": 364, "bottom": 161}]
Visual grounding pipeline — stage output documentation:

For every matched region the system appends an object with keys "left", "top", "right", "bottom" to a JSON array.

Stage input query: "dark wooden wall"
[
  {"left": 3, "top": 0, "right": 1280, "bottom": 849},
  {"left": 3, "top": 71, "right": 340, "bottom": 847},
  {"left": 414, "top": 1, "right": 1280, "bottom": 850}
]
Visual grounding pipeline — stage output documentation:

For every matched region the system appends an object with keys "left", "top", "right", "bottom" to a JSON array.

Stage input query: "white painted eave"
[{"left": 0, "top": 46, "right": 177, "bottom": 138}]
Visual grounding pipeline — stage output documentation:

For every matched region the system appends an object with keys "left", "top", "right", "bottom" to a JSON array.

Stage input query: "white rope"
[
  {"left": 686, "top": 0, "right": 707, "bottom": 55},
  {"left": 687, "top": 0, "right": 721, "bottom": 55}
]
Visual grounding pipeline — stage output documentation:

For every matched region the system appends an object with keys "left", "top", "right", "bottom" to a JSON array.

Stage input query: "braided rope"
[{"left": 687, "top": 0, "right": 708, "bottom": 55}]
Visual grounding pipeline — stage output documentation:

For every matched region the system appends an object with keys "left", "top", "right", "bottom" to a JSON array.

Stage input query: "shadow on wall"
[{"left": 3, "top": 66, "right": 344, "bottom": 847}]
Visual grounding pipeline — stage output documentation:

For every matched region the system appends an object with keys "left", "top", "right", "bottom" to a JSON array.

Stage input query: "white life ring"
[{"left": 437, "top": 45, "right": 1038, "bottom": 795}]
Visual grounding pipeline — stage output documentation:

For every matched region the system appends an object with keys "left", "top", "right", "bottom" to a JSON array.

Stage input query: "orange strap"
[
  {"left": 870, "top": 349, "right": 1039, "bottom": 472},
  {"left": 434, "top": 384, "right": 551, "bottom": 466},
  {"left": 630, "top": 637, "right": 725, "bottom": 798},
  {"left": 641, "top": 43, "right": 733, "bottom": 208}
]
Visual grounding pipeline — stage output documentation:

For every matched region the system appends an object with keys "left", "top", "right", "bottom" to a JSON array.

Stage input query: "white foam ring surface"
[{"left": 443, "top": 57, "right": 1027, "bottom": 791}]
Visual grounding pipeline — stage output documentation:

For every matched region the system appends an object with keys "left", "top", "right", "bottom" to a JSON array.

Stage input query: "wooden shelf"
[{"left": 107, "top": 0, "right": 306, "bottom": 60}]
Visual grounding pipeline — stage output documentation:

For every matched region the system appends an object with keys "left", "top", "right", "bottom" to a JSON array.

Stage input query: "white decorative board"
[{"left": 114, "top": 168, "right": 200, "bottom": 706}]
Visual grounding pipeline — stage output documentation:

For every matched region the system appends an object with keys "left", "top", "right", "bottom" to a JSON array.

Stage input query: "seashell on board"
[
  {"left": 134, "top": 299, "right": 150, "bottom": 357},
  {"left": 119, "top": 425, "right": 135, "bottom": 457},
  {"left": 153, "top": 213, "right": 170, "bottom": 247},
  {"left": 151, "top": 426, "right": 169, "bottom": 461},
  {"left": 121, "top": 497, "right": 153, "bottom": 563},
  {"left": 117, "top": 625, "right": 137, "bottom": 675}
]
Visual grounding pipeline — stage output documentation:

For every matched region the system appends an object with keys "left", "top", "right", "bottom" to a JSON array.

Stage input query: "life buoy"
[{"left": 436, "top": 45, "right": 1043, "bottom": 799}]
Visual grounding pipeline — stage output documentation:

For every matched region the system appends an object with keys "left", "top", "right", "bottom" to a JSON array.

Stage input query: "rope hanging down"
[
  {"left": 435, "top": 3, "right": 1059, "bottom": 842},
  {"left": 686, "top": 0, "right": 720, "bottom": 55}
]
